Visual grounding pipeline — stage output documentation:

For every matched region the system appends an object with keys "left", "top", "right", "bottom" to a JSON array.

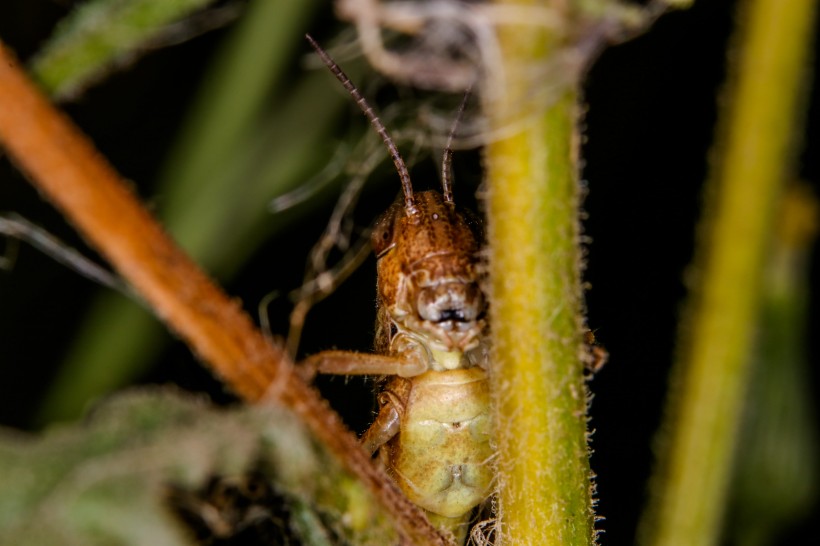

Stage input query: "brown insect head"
[{"left": 372, "top": 191, "right": 485, "bottom": 354}]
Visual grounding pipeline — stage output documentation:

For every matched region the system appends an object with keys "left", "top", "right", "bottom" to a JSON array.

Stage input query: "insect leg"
[
  {"left": 584, "top": 330, "right": 609, "bottom": 374},
  {"left": 426, "top": 512, "right": 472, "bottom": 546},
  {"left": 361, "top": 397, "right": 402, "bottom": 455},
  {"left": 298, "top": 350, "right": 427, "bottom": 381}
]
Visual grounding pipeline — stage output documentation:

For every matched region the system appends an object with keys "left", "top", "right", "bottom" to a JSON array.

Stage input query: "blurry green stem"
[
  {"left": 157, "top": 0, "right": 316, "bottom": 213},
  {"left": 483, "top": 1, "right": 593, "bottom": 544},
  {"left": 658, "top": 0, "right": 694, "bottom": 9},
  {"left": 639, "top": 0, "right": 817, "bottom": 544}
]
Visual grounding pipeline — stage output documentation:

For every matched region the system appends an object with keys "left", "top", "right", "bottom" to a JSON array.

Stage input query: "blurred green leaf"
[
  {"left": 30, "top": 0, "right": 225, "bottom": 100},
  {"left": 727, "top": 185, "right": 818, "bottom": 546},
  {"left": 3, "top": 388, "right": 396, "bottom": 546}
]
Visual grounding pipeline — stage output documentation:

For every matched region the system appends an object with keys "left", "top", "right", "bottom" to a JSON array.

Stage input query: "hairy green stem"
[
  {"left": 483, "top": 2, "right": 592, "bottom": 544},
  {"left": 639, "top": 0, "right": 817, "bottom": 544}
]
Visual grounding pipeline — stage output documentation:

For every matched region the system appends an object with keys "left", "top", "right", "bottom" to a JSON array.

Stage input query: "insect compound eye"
[
  {"left": 371, "top": 204, "right": 400, "bottom": 257},
  {"left": 371, "top": 224, "right": 394, "bottom": 257}
]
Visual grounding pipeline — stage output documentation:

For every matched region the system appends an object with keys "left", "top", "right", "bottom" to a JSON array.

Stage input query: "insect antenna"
[
  {"left": 305, "top": 34, "right": 417, "bottom": 216},
  {"left": 441, "top": 88, "right": 471, "bottom": 204}
]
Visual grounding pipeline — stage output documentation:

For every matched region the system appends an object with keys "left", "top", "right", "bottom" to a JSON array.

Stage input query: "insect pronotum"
[{"left": 302, "top": 35, "right": 492, "bottom": 545}]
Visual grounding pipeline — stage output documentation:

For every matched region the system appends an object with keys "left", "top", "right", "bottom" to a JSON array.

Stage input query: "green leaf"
[
  {"left": 30, "top": 0, "right": 223, "bottom": 100},
  {"left": 2, "top": 388, "right": 396, "bottom": 546},
  {"left": 726, "top": 186, "right": 819, "bottom": 546}
]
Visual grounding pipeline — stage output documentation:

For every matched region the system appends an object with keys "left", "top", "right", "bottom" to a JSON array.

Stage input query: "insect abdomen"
[{"left": 387, "top": 368, "right": 493, "bottom": 518}]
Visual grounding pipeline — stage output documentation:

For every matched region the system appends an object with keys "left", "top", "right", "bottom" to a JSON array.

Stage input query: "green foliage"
[
  {"left": 30, "top": 0, "right": 222, "bottom": 99},
  {"left": 0, "top": 388, "right": 395, "bottom": 546},
  {"left": 726, "top": 186, "right": 818, "bottom": 546}
]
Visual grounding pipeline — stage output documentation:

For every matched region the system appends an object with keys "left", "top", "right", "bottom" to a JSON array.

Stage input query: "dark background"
[{"left": 0, "top": 0, "right": 817, "bottom": 544}]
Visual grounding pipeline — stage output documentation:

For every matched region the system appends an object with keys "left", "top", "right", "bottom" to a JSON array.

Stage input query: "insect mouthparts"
[
  {"left": 436, "top": 308, "right": 468, "bottom": 323},
  {"left": 416, "top": 282, "right": 482, "bottom": 325}
]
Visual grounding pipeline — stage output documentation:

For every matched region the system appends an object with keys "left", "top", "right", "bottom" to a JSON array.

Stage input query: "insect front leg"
[
  {"left": 298, "top": 332, "right": 433, "bottom": 380},
  {"left": 297, "top": 350, "right": 427, "bottom": 381}
]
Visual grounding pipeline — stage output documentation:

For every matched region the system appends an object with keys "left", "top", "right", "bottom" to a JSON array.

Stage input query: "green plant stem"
[
  {"left": 156, "top": 0, "right": 317, "bottom": 214},
  {"left": 639, "top": 0, "right": 817, "bottom": 544},
  {"left": 658, "top": 0, "right": 694, "bottom": 9},
  {"left": 483, "top": 2, "right": 593, "bottom": 544}
]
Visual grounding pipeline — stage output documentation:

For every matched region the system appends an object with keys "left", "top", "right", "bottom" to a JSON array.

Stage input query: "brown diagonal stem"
[{"left": 0, "top": 41, "right": 446, "bottom": 546}]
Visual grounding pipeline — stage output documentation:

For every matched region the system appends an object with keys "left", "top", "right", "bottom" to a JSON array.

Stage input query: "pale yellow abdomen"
[{"left": 387, "top": 367, "right": 493, "bottom": 518}]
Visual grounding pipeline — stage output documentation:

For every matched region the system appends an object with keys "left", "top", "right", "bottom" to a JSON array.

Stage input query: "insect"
[
  {"left": 584, "top": 330, "right": 609, "bottom": 375},
  {"left": 302, "top": 35, "right": 492, "bottom": 545}
]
